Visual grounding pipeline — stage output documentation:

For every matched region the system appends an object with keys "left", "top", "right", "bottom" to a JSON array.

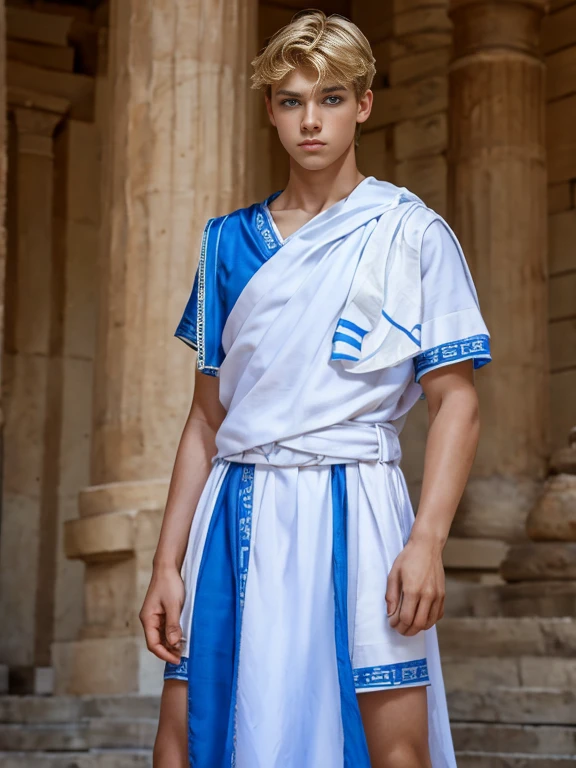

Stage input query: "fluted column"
[
  {"left": 57, "top": 0, "right": 257, "bottom": 694},
  {"left": 0, "top": 103, "right": 67, "bottom": 692},
  {"left": 447, "top": 0, "right": 549, "bottom": 546}
]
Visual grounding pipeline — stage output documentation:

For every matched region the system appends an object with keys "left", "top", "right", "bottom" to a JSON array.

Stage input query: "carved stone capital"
[{"left": 13, "top": 107, "right": 64, "bottom": 158}]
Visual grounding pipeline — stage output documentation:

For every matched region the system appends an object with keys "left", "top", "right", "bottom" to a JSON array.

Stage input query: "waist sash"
[{"left": 216, "top": 421, "right": 401, "bottom": 467}]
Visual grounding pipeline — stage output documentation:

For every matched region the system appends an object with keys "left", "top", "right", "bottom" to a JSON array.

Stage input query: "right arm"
[{"left": 139, "top": 369, "right": 226, "bottom": 664}]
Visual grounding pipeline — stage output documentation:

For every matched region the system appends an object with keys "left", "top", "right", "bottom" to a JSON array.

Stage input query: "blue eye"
[
  {"left": 325, "top": 96, "right": 342, "bottom": 104},
  {"left": 281, "top": 99, "right": 300, "bottom": 107}
]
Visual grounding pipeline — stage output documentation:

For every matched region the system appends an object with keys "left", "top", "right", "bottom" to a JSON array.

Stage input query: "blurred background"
[{"left": 0, "top": 0, "right": 575, "bottom": 764}]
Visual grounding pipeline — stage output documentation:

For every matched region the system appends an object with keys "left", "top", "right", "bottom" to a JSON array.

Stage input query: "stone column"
[
  {"left": 0, "top": 102, "right": 67, "bottom": 693},
  {"left": 56, "top": 0, "right": 257, "bottom": 695},
  {"left": 447, "top": 0, "right": 549, "bottom": 551}
]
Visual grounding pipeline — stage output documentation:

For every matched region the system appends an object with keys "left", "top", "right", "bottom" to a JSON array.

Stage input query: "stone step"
[
  {"left": 0, "top": 719, "right": 157, "bottom": 751},
  {"left": 452, "top": 723, "right": 576, "bottom": 755},
  {"left": 443, "top": 656, "right": 576, "bottom": 691},
  {"left": 448, "top": 688, "right": 576, "bottom": 725},
  {"left": 0, "top": 751, "right": 152, "bottom": 768},
  {"left": 0, "top": 696, "right": 160, "bottom": 724},
  {"left": 455, "top": 753, "right": 576, "bottom": 767},
  {"left": 437, "top": 618, "right": 576, "bottom": 658}
]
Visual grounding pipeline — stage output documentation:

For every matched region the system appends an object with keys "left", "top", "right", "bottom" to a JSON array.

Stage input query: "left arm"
[{"left": 385, "top": 358, "right": 480, "bottom": 636}]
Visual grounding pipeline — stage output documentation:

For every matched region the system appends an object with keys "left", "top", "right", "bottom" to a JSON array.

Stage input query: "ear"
[
  {"left": 356, "top": 88, "right": 373, "bottom": 126},
  {"left": 264, "top": 93, "right": 277, "bottom": 127}
]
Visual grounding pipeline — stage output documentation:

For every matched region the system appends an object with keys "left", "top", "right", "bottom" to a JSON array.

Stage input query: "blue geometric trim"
[
  {"left": 414, "top": 333, "right": 491, "bottom": 383},
  {"left": 333, "top": 331, "right": 363, "bottom": 351},
  {"left": 337, "top": 319, "right": 368, "bottom": 338},
  {"left": 164, "top": 655, "right": 189, "bottom": 681},
  {"left": 354, "top": 658, "right": 429, "bottom": 689}
]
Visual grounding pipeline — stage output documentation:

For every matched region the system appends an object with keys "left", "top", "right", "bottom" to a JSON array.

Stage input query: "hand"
[
  {"left": 385, "top": 537, "right": 445, "bottom": 636},
  {"left": 139, "top": 565, "right": 186, "bottom": 664}
]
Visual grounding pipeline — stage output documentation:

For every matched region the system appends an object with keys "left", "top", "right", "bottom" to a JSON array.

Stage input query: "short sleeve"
[
  {"left": 413, "top": 219, "right": 492, "bottom": 384},
  {"left": 175, "top": 267, "right": 199, "bottom": 351},
  {"left": 174, "top": 218, "right": 226, "bottom": 377}
]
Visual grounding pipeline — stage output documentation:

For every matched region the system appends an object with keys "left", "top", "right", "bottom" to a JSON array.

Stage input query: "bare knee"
[
  {"left": 153, "top": 679, "right": 188, "bottom": 768},
  {"left": 378, "top": 742, "right": 432, "bottom": 768}
]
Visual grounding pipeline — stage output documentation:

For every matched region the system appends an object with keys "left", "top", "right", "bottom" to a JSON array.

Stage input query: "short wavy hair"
[{"left": 251, "top": 9, "right": 376, "bottom": 147}]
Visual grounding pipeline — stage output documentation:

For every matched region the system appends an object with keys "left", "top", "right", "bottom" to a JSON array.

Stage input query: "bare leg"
[
  {"left": 357, "top": 686, "right": 432, "bottom": 768},
  {"left": 153, "top": 679, "right": 189, "bottom": 768}
]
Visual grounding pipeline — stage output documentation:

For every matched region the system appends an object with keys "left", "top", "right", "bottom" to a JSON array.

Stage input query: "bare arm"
[
  {"left": 386, "top": 359, "right": 480, "bottom": 636},
  {"left": 139, "top": 369, "right": 226, "bottom": 663}
]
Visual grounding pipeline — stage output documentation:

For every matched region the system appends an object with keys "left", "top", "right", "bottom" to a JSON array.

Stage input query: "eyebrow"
[{"left": 275, "top": 85, "right": 348, "bottom": 97}]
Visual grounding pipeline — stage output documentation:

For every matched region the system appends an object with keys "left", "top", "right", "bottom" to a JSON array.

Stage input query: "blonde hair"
[{"left": 251, "top": 9, "right": 376, "bottom": 147}]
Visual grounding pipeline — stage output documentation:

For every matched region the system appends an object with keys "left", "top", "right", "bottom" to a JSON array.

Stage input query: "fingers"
[
  {"left": 140, "top": 607, "right": 182, "bottom": 665},
  {"left": 404, "top": 597, "right": 433, "bottom": 637},
  {"left": 385, "top": 567, "right": 401, "bottom": 617},
  {"left": 389, "top": 591, "right": 419, "bottom": 635},
  {"left": 164, "top": 601, "right": 184, "bottom": 650}
]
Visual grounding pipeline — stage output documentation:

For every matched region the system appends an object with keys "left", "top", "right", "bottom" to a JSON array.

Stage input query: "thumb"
[
  {"left": 164, "top": 602, "right": 183, "bottom": 648},
  {"left": 386, "top": 566, "right": 401, "bottom": 617}
]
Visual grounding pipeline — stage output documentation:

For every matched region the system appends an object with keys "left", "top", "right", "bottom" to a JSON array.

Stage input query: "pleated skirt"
[{"left": 164, "top": 458, "right": 456, "bottom": 768}]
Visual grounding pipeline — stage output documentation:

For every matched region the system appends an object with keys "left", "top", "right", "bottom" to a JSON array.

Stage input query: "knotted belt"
[{"left": 215, "top": 421, "right": 402, "bottom": 467}]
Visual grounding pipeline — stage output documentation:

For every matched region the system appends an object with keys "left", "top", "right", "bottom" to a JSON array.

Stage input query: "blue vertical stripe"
[
  {"left": 187, "top": 463, "right": 255, "bottom": 767},
  {"left": 331, "top": 465, "right": 372, "bottom": 768}
]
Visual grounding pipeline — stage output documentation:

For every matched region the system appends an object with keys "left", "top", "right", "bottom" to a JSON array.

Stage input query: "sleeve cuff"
[{"left": 414, "top": 333, "right": 491, "bottom": 383}]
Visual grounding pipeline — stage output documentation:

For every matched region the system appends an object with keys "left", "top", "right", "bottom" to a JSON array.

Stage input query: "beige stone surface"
[
  {"left": 500, "top": 542, "right": 576, "bottom": 582},
  {"left": 501, "top": 542, "right": 576, "bottom": 581},
  {"left": 448, "top": 687, "right": 576, "bottom": 725},
  {"left": 549, "top": 210, "right": 576, "bottom": 275},
  {"left": 443, "top": 538, "right": 510, "bottom": 570},
  {"left": 369, "top": 77, "right": 448, "bottom": 129},
  {"left": 448, "top": 0, "right": 550, "bottom": 546},
  {"left": 438, "top": 617, "right": 576, "bottom": 657},
  {"left": 547, "top": 182, "right": 572, "bottom": 214},
  {"left": 390, "top": 46, "right": 450, "bottom": 86},
  {"left": 356, "top": 127, "right": 394, "bottom": 182},
  {"left": 390, "top": 32, "right": 452, "bottom": 60},
  {"left": 395, "top": 153, "right": 447, "bottom": 214},
  {"left": 7, "top": 39, "right": 75, "bottom": 72},
  {"left": 547, "top": 44, "right": 576, "bottom": 102},
  {"left": 78, "top": 480, "right": 169, "bottom": 518},
  {"left": 453, "top": 476, "right": 540, "bottom": 541},
  {"left": 6, "top": 6, "right": 74, "bottom": 47},
  {"left": 549, "top": 319, "right": 576, "bottom": 370},
  {"left": 550, "top": 434, "right": 576, "bottom": 474},
  {"left": 0, "top": 103, "right": 67, "bottom": 671},
  {"left": 549, "top": 273, "right": 576, "bottom": 322},
  {"left": 7, "top": 61, "right": 94, "bottom": 121},
  {"left": 393, "top": 111, "right": 447, "bottom": 160},
  {"left": 542, "top": 2, "right": 576, "bottom": 54},
  {"left": 52, "top": 636, "right": 164, "bottom": 696},
  {"left": 547, "top": 95, "right": 576, "bottom": 184},
  {"left": 527, "top": 474, "right": 576, "bottom": 541}
]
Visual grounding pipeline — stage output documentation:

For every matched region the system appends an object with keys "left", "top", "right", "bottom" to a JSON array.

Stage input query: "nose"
[{"left": 301, "top": 102, "right": 321, "bottom": 133}]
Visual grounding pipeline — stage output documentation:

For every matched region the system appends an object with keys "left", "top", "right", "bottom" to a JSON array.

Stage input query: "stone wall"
[{"left": 0, "top": 1, "right": 102, "bottom": 692}]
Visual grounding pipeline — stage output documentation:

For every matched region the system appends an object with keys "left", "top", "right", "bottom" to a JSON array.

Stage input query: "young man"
[{"left": 140, "top": 10, "right": 491, "bottom": 768}]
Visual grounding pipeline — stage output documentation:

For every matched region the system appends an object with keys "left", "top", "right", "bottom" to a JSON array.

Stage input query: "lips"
[{"left": 299, "top": 141, "right": 325, "bottom": 146}]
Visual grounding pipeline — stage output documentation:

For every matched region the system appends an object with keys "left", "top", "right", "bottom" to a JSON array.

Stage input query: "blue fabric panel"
[
  {"left": 174, "top": 191, "right": 282, "bottom": 376},
  {"left": 186, "top": 462, "right": 255, "bottom": 767},
  {"left": 330, "top": 464, "right": 372, "bottom": 768}
]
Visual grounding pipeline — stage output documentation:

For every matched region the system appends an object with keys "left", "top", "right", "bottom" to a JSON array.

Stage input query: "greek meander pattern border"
[
  {"left": 256, "top": 209, "right": 277, "bottom": 250},
  {"left": 413, "top": 333, "right": 491, "bottom": 381},
  {"left": 354, "top": 658, "right": 429, "bottom": 690},
  {"left": 196, "top": 217, "right": 224, "bottom": 377},
  {"left": 164, "top": 655, "right": 188, "bottom": 681}
]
